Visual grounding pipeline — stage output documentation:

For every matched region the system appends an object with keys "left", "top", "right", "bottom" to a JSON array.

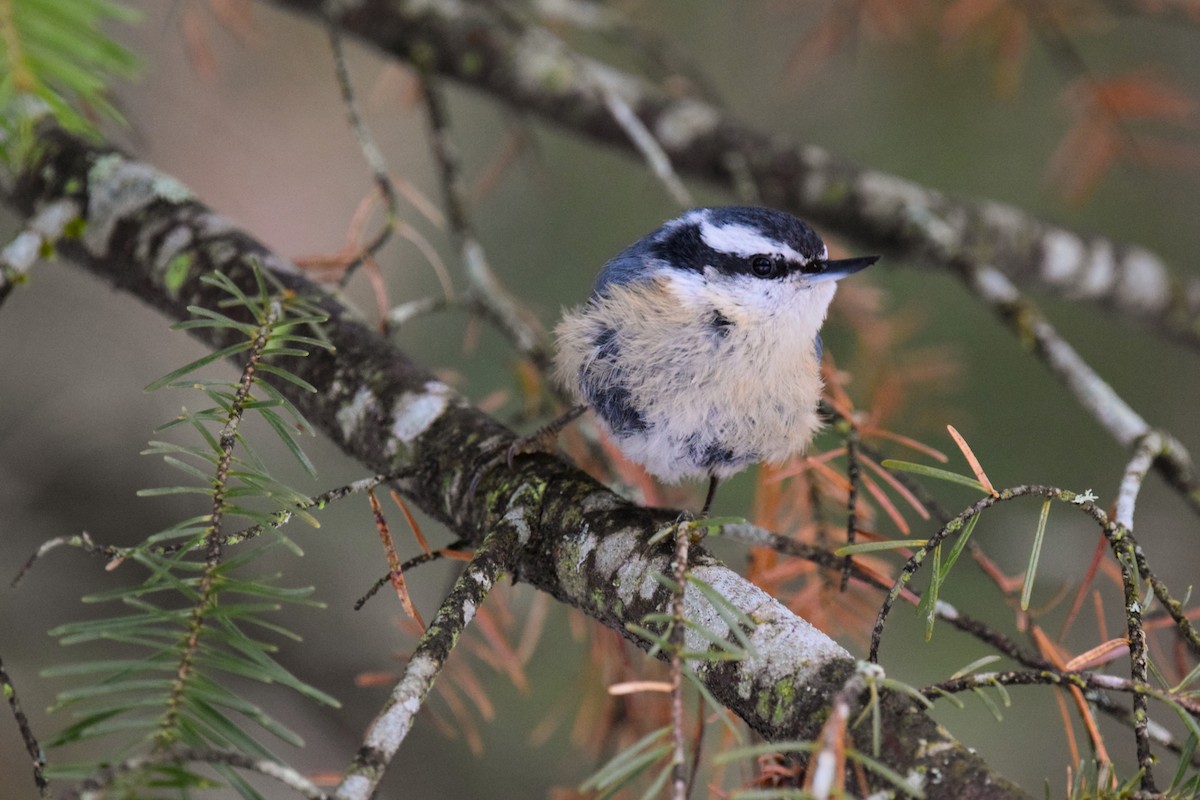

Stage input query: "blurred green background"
[{"left": 2, "top": 1, "right": 1199, "bottom": 796}]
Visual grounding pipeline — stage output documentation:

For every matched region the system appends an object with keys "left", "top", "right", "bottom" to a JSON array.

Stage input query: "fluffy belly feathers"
[{"left": 553, "top": 279, "right": 827, "bottom": 482}]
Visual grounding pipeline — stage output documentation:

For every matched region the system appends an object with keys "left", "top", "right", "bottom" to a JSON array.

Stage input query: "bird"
[{"left": 533, "top": 206, "right": 877, "bottom": 516}]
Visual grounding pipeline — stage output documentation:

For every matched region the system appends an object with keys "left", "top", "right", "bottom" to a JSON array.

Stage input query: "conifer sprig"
[{"left": 46, "top": 268, "right": 337, "bottom": 798}]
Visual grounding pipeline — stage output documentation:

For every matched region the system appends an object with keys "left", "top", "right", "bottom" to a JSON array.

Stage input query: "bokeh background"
[{"left": 2, "top": 1, "right": 1199, "bottom": 796}]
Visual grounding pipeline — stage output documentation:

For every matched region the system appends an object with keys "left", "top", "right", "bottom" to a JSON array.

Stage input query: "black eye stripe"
[{"left": 645, "top": 214, "right": 824, "bottom": 280}]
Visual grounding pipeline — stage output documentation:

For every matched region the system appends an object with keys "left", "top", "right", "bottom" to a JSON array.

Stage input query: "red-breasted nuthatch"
[{"left": 550, "top": 206, "right": 877, "bottom": 514}]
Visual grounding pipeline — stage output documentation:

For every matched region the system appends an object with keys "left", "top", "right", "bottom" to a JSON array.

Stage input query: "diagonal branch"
[
  {"left": 275, "top": 0, "right": 1200, "bottom": 350},
  {"left": 957, "top": 262, "right": 1200, "bottom": 515},
  {"left": 4, "top": 127, "right": 1028, "bottom": 799},
  {"left": 336, "top": 516, "right": 519, "bottom": 800},
  {"left": 0, "top": 654, "right": 47, "bottom": 797},
  {"left": 62, "top": 747, "right": 329, "bottom": 800}
]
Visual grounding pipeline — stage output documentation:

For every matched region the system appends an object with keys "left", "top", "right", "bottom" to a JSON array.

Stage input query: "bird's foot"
[
  {"left": 503, "top": 404, "right": 586, "bottom": 467},
  {"left": 466, "top": 405, "right": 587, "bottom": 497}
]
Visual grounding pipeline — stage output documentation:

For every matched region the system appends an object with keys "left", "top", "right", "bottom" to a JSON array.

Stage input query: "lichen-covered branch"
[
  {"left": 959, "top": 263, "right": 1200, "bottom": 516},
  {"left": 62, "top": 747, "right": 329, "bottom": 800},
  {"left": 336, "top": 517, "right": 518, "bottom": 800},
  {"left": 0, "top": 197, "right": 76, "bottom": 308},
  {"left": 0, "top": 653, "right": 47, "bottom": 797},
  {"left": 4, "top": 127, "right": 1027, "bottom": 799},
  {"left": 275, "top": 0, "right": 1199, "bottom": 349}
]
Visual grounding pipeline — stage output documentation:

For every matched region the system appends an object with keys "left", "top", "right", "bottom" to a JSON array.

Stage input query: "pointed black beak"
[{"left": 807, "top": 254, "right": 879, "bottom": 283}]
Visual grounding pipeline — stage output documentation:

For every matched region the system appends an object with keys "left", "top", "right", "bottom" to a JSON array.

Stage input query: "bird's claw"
[
  {"left": 504, "top": 426, "right": 561, "bottom": 469},
  {"left": 467, "top": 405, "right": 587, "bottom": 498},
  {"left": 467, "top": 428, "right": 559, "bottom": 498}
]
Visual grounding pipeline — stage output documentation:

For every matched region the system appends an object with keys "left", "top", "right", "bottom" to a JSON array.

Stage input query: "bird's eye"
[{"left": 750, "top": 255, "right": 776, "bottom": 277}]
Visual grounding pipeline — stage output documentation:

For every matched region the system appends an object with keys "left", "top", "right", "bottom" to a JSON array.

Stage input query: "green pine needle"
[
  {"left": 45, "top": 268, "right": 336, "bottom": 792},
  {"left": 0, "top": 0, "right": 139, "bottom": 163}
]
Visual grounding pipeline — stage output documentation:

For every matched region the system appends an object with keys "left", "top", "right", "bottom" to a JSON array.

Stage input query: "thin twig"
[
  {"left": 415, "top": 71, "right": 548, "bottom": 363},
  {"left": 334, "top": 524, "right": 517, "bottom": 800},
  {"left": 925, "top": 668, "right": 1155, "bottom": 700},
  {"left": 354, "top": 542, "right": 470, "bottom": 610},
  {"left": 805, "top": 667, "right": 869, "bottom": 797},
  {"left": 958, "top": 262, "right": 1200, "bottom": 518},
  {"left": 1110, "top": 529, "right": 1154, "bottom": 791},
  {"left": 1070, "top": 501, "right": 1200, "bottom": 658},
  {"left": 866, "top": 483, "right": 1169, "bottom": 788},
  {"left": 67, "top": 747, "right": 328, "bottom": 800},
  {"left": 326, "top": 19, "right": 399, "bottom": 287},
  {"left": 1109, "top": 424, "right": 1194, "bottom": 785},
  {"left": 1088, "top": 692, "right": 1200, "bottom": 767},
  {"left": 0, "top": 654, "right": 47, "bottom": 797},
  {"left": 670, "top": 521, "right": 691, "bottom": 800},
  {"left": 1099, "top": 0, "right": 1200, "bottom": 25},
  {"left": 1115, "top": 431, "right": 1162, "bottom": 530},
  {"left": 923, "top": 661, "right": 1200, "bottom": 764},
  {"left": 160, "top": 299, "right": 283, "bottom": 746},
  {"left": 533, "top": 0, "right": 725, "bottom": 106},
  {"left": 505, "top": 2, "right": 694, "bottom": 208},
  {"left": 597, "top": 80, "right": 693, "bottom": 208},
  {"left": 11, "top": 471, "right": 415, "bottom": 586},
  {"left": 819, "top": 400, "right": 956, "bottom": 525},
  {"left": 866, "top": 486, "right": 1061, "bottom": 662},
  {"left": 842, "top": 425, "right": 860, "bottom": 591}
]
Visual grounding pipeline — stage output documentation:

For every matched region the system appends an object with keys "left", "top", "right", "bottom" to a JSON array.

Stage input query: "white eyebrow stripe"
[{"left": 698, "top": 219, "right": 808, "bottom": 263}]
